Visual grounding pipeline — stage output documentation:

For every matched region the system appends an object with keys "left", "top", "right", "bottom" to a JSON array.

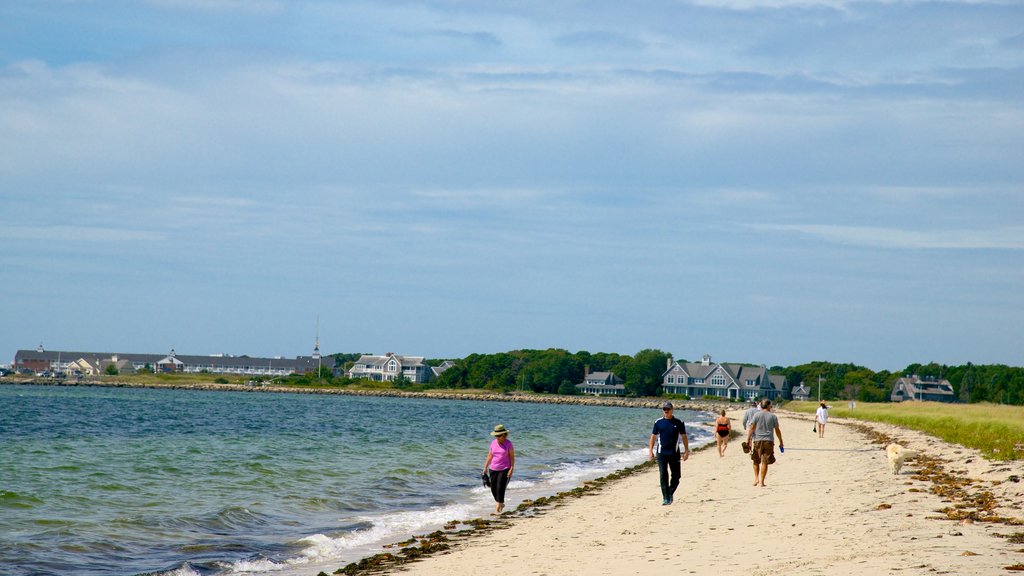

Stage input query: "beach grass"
[{"left": 787, "top": 400, "right": 1024, "bottom": 461}]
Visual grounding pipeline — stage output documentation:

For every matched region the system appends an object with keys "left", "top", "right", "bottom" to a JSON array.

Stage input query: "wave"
[
  {"left": 144, "top": 561, "right": 205, "bottom": 576},
  {"left": 0, "top": 490, "right": 44, "bottom": 509},
  {"left": 211, "top": 446, "right": 656, "bottom": 575}
]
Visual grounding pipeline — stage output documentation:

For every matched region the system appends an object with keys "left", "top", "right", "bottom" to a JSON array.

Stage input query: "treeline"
[
  {"left": 316, "top": 350, "right": 1024, "bottom": 405},
  {"left": 779, "top": 361, "right": 1024, "bottom": 405},
  {"left": 429, "top": 348, "right": 671, "bottom": 396}
]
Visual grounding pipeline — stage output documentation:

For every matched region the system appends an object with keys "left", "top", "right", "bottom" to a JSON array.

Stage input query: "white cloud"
[
  {"left": 143, "top": 0, "right": 285, "bottom": 13},
  {"left": 757, "top": 224, "right": 1024, "bottom": 249},
  {"left": 0, "top": 225, "right": 165, "bottom": 243}
]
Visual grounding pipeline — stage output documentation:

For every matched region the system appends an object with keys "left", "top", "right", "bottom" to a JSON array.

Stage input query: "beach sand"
[{"left": 382, "top": 409, "right": 1024, "bottom": 576}]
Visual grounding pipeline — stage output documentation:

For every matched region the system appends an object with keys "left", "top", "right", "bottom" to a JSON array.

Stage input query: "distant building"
[
  {"left": 661, "top": 354, "right": 788, "bottom": 400},
  {"left": 346, "top": 352, "right": 433, "bottom": 383},
  {"left": 891, "top": 375, "right": 956, "bottom": 403},
  {"left": 575, "top": 368, "right": 625, "bottom": 396},
  {"left": 791, "top": 382, "right": 812, "bottom": 401},
  {"left": 431, "top": 360, "right": 457, "bottom": 378},
  {"left": 14, "top": 344, "right": 334, "bottom": 377},
  {"left": 67, "top": 356, "right": 136, "bottom": 376}
]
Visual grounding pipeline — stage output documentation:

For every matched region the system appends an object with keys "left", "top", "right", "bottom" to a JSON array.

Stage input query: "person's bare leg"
[
  {"left": 758, "top": 463, "right": 768, "bottom": 486},
  {"left": 752, "top": 462, "right": 760, "bottom": 486}
]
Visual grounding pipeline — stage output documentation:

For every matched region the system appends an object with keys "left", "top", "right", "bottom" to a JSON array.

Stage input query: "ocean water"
[{"left": 0, "top": 384, "right": 714, "bottom": 576}]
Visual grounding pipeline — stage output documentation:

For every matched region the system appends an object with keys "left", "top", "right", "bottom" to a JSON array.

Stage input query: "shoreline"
[
  {"left": 1, "top": 378, "right": 736, "bottom": 413},
  {"left": 329, "top": 408, "right": 1024, "bottom": 576}
]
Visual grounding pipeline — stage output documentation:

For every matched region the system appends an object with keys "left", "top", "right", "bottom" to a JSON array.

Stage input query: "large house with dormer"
[
  {"left": 575, "top": 369, "right": 626, "bottom": 396},
  {"left": 661, "top": 354, "right": 788, "bottom": 401},
  {"left": 891, "top": 375, "right": 956, "bottom": 403},
  {"left": 346, "top": 352, "right": 434, "bottom": 384}
]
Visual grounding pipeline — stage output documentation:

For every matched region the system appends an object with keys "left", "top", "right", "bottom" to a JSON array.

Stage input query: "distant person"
[
  {"left": 483, "top": 424, "right": 515, "bottom": 514},
  {"left": 746, "top": 399, "right": 784, "bottom": 487},
  {"left": 815, "top": 401, "right": 829, "bottom": 438},
  {"left": 740, "top": 399, "right": 760, "bottom": 454},
  {"left": 714, "top": 409, "right": 731, "bottom": 457},
  {"left": 648, "top": 402, "right": 690, "bottom": 505},
  {"left": 742, "top": 399, "right": 760, "bottom": 430}
]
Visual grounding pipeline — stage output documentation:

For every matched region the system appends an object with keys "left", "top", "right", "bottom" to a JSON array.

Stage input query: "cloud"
[
  {"left": 0, "top": 225, "right": 165, "bottom": 243},
  {"left": 756, "top": 224, "right": 1024, "bottom": 250},
  {"left": 554, "top": 31, "right": 646, "bottom": 51},
  {"left": 143, "top": 0, "right": 285, "bottom": 13},
  {"left": 685, "top": 0, "right": 846, "bottom": 9},
  {"left": 412, "top": 29, "right": 503, "bottom": 49}
]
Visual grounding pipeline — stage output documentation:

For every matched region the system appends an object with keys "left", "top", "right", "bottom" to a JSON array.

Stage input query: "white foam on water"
[
  {"left": 222, "top": 446, "right": 668, "bottom": 576},
  {"left": 221, "top": 557, "right": 288, "bottom": 574},
  {"left": 155, "top": 562, "right": 204, "bottom": 576}
]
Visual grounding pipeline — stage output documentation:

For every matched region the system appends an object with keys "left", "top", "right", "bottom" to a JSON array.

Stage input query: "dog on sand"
[{"left": 885, "top": 443, "right": 918, "bottom": 475}]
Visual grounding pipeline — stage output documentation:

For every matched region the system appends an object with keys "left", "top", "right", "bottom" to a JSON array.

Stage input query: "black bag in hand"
[{"left": 481, "top": 472, "right": 491, "bottom": 487}]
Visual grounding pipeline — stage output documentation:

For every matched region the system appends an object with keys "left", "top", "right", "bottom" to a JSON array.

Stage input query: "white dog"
[{"left": 885, "top": 443, "right": 918, "bottom": 475}]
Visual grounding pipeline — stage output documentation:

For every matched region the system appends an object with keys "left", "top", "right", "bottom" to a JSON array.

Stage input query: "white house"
[{"left": 346, "top": 352, "right": 433, "bottom": 383}]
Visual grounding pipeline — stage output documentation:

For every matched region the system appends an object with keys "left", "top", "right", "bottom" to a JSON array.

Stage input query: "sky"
[{"left": 1, "top": 0, "right": 1022, "bottom": 372}]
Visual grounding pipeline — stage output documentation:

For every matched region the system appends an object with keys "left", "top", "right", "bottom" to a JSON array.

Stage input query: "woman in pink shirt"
[{"left": 483, "top": 424, "right": 515, "bottom": 514}]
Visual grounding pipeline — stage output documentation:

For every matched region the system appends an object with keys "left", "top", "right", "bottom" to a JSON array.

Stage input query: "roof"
[
  {"left": 353, "top": 353, "right": 426, "bottom": 367},
  {"left": 663, "top": 359, "right": 783, "bottom": 390},
  {"left": 894, "top": 375, "right": 954, "bottom": 397}
]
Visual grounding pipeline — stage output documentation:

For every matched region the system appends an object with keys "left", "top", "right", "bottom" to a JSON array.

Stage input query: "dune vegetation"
[{"left": 787, "top": 400, "right": 1024, "bottom": 461}]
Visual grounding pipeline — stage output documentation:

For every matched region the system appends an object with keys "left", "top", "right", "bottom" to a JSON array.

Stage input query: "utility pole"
[{"left": 818, "top": 374, "right": 823, "bottom": 402}]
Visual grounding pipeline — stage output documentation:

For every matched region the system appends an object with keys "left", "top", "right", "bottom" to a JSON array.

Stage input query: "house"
[
  {"left": 790, "top": 382, "right": 812, "bottom": 401},
  {"left": 68, "top": 356, "right": 136, "bottom": 375},
  {"left": 431, "top": 360, "right": 456, "bottom": 378},
  {"left": 891, "top": 375, "right": 956, "bottom": 403},
  {"left": 15, "top": 344, "right": 335, "bottom": 377},
  {"left": 661, "top": 354, "right": 788, "bottom": 400},
  {"left": 346, "top": 352, "right": 433, "bottom": 383},
  {"left": 15, "top": 345, "right": 164, "bottom": 375},
  {"left": 575, "top": 369, "right": 626, "bottom": 396}
]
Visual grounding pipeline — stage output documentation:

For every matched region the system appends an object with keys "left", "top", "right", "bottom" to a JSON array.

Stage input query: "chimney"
[
  {"left": 584, "top": 365, "right": 590, "bottom": 378},
  {"left": 667, "top": 357, "right": 673, "bottom": 370}
]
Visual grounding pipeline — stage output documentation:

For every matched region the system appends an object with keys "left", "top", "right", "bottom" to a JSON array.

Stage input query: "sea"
[{"left": 0, "top": 384, "right": 714, "bottom": 576}]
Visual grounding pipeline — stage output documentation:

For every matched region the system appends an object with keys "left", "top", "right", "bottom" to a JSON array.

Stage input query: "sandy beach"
[{"left": 378, "top": 409, "right": 1024, "bottom": 576}]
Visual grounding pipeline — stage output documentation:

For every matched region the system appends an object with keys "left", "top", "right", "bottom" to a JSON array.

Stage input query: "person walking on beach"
[
  {"left": 746, "top": 399, "right": 783, "bottom": 487},
  {"left": 742, "top": 398, "right": 760, "bottom": 431},
  {"left": 714, "top": 409, "right": 731, "bottom": 457},
  {"left": 815, "top": 401, "right": 829, "bottom": 439},
  {"left": 648, "top": 401, "right": 690, "bottom": 505},
  {"left": 740, "top": 399, "right": 760, "bottom": 454},
  {"left": 483, "top": 424, "right": 515, "bottom": 514}
]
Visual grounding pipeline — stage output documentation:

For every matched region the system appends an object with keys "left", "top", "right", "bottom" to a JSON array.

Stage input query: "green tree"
[
  {"left": 557, "top": 379, "right": 578, "bottom": 395},
  {"left": 105, "top": 363, "right": 119, "bottom": 376},
  {"left": 626, "top": 349, "right": 670, "bottom": 397}
]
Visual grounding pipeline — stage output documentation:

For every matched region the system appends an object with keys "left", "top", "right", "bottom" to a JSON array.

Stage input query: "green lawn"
[{"left": 787, "top": 400, "right": 1024, "bottom": 461}]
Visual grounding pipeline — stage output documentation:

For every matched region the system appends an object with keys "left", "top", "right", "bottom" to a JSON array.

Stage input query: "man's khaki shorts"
[{"left": 751, "top": 440, "right": 776, "bottom": 465}]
